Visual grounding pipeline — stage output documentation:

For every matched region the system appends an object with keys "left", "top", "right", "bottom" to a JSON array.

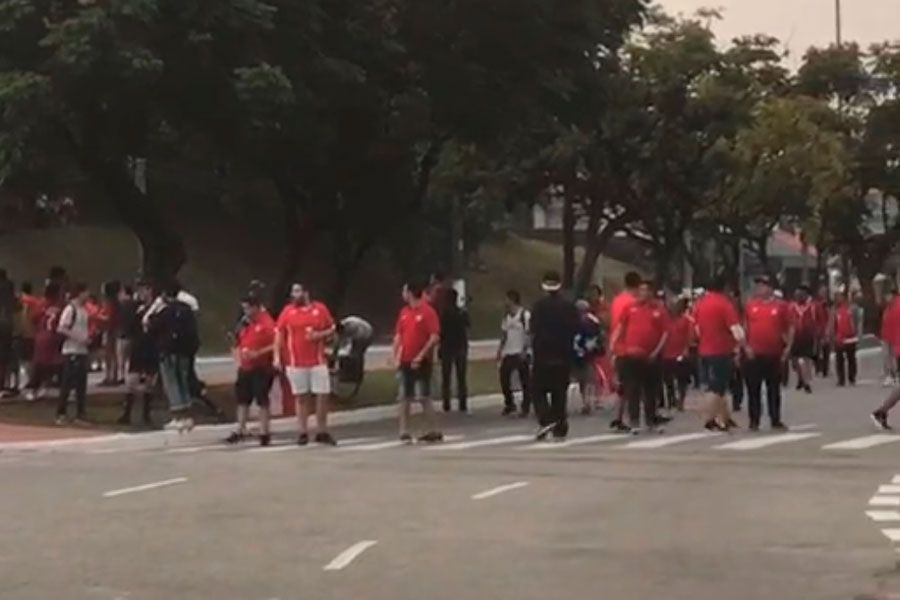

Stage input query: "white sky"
[{"left": 659, "top": 0, "right": 900, "bottom": 66}]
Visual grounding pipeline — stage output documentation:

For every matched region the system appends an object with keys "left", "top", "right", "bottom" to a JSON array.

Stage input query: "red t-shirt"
[
  {"left": 238, "top": 310, "right": 276, "bottom": 371},
  {"left": 276, "top": 301, "right": 335, "bottom": 368},
  {"left": 881, "top": 298, "right": 900, "bottom": 341},
  {"left": 693, "top": 292, "right": 740, "bottom": 357},
  {"left": 791, "top": 301, "right": 817, "bottom": 337},
  {"left": 662, "top": 314, "right": 693, "bottom": 360},
  {"left": 834, "top": 303, "right": 857, "bottom": 345},
  {"left": 395, "top": 302, "right": 441, "bottom": 364},
  {"left": 745, "top": 298, "right": 792, "bottom": 356},
  {"left": 813, "top": 300, "right": 830, "bottom": 337},
  {"left": 610, "top": 291, "right": 637, "bottom": 354},
  {"left": 619, "top": 301, "right": 670, "bottom": 359}
]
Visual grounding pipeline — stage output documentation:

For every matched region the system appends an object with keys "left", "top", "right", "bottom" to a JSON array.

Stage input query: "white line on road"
[
  {"left": 340, "top": 435, "right": 464, "bottom": 452},
  {"left": 521, "top": 434, "right": 623, "bottom": 450},
  {"left": 103, "top": 477, "right": 188, "bottom": 498},
  {"left": 789, "top": 423, "right": 818, "bottom": 432},
  {"left": 893, "top": 475, "right": 900, "bottom": 485},
  {"left": 867, "top": 511, "right": 900, "bottom": 522},
  {"left": 249, "top": 437, "right": 380, "bottom": 454},
  {"left": 323, "top": 540, "right": 378, "bottom": 571},
  {"left": 823, "top": 435, "right": 900, "bottom": 450},
  {"left": 165, "top": 444, "right": 225, "bottom": 455},
  {"left": 879, "top": 485, "right": 900, "bottom": 495},
  {"left": 471, "top": 481, "right": 530, "bottom": 500},
  {"left": 620, "top": 432, "right": 720, "bottom": 450},
  {"left": 870, "top": 496, "right": 900, "bottom": 507},
  {"left": 882, "top": 529, "right": 900, "bottom": 542},
  {"left": 428, "top": 434, "right": 533, "bottom": 451},
  {"left": 715, "top": 432, "right": 821, "bottom": 451}
]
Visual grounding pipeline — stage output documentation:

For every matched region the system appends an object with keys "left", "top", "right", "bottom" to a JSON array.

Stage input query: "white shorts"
[{"left": 286, "top": 365, "right": 331, "bottom": 396}]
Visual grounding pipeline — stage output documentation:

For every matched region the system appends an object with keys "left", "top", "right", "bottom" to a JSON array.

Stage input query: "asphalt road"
[{"left": 5, "top": 353, "right": 900, "bottom": 599}]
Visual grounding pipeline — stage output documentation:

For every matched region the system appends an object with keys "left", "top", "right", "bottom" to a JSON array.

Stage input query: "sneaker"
[
  {"left": 259, "top": 434, "right": 271, "bottom": 447},
  {"left": 803, "top": 384, "right": 812, "bottom": 394},
  {"left": 225, "top": 431, "right": 245, "bottom": 445},
  {"left": 418, "top": 431, "right": 444, "bottom": 444},
  {"left": 871, "top": 411, "right": 892, "bottom": 432},
  {"left": 24, "top": 390, "right": 36, "bottom": 402},
  {"left": 610, "top": 421, "right": 632, "bottom": 434},
  {"left": 297, "top": 433, "right": 310, "bottom": 446},
  {"left": 400, "top": 433, "right": 413, "bottom": 445},
  {"left": 771, "top": 422, "right": 789, "bottom": 432},
  {"left": 724, "top": 418, "right": 739, "bottom": 431},
  {"left": 179, "top": 418, "right": 194, "bottom": 433},
  {"left": 501, "top": 406, "right": 516, "bottom": 417},
  {"left": 535, "top": 423, "right": 556, "bottom": 441},
  {"left": 629, "top": 426, "right": 643, "bottom": 435},
  {"left": 164, "top": 418, "right": 182, "bottom": 431},
  {"left": 704, "top": 419, "right": 724, "bottom": 432},
  {"left": 315, "top": 432, "right": 338, "bottom": 446},
  {"left": 655, "top": 415, "right": 673, "bottom": 425}
]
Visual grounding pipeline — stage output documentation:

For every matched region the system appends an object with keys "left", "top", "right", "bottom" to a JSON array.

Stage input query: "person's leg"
[
  {"left": 744, "top": 358, "right": 764, "bottom": 429},
  {"left": 173, "top": 356, "right": 193, "bottom": 426},
  {"left": 760, "top": 357, "right": 782, "bottom": 427},
  {"left": 835, "top": 346, "right": 847, "bottom": 385},
  {"left": 310, "top": 365, "right": 332, "bottom": 440},
  {"left": 141, "top": 373, "right": 155, "bottom": 425},
  {"left": 417, "top": 365, "right": 441, "bottom": 437},
  {"left": 731, "top": 364, "right": 744, "bottom": 411},
  {"left": 621, "top": 359, "right": 642, "bottom": 428},
  {"left": 531, "top": 364, "right": 552, "bottom": 427},
  {"left": 676, "top": 360, "right": 690, "bottom": 410},
  {"left": 517, "top": 357, "right": 532, "bottom": 415},
  {"left": 398, "top": 368, "right": 414, "bottom": 437},
  {"left": 848, "top": 343, "right": 858, "bottom": 385},
  {"left": 315, "top": 394, "right": 330, "bottom": 434},
  {"left": 455, "top": 351, "right": 468, "bottom": 411},
  {"left": 256, "top": 371, "right": 273, "bottom": 437},
  {"left": 662, "top": 360, "right": 676, "bottom": 411},
  {"left": 499, "top": 356, "right": 515, "bottom": 410},
  {"left": 441, "top": 353, "right": 453, "bottom": 412},
  {"left": 56, "top": 356, "right": 75, "bottom": 418},
  {"left": 297, "top": 394, "right": 313, "bottom": 437},
  {"left": 550, "top": 364, "right": 569, "bottom": 437},
  {"left": 641, "top": 361, "right": 660, "bottom": 428}
]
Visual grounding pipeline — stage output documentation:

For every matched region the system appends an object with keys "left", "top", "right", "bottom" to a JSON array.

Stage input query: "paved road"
[{"left": 4, "top": 354, "right": 900, "bottom": 599}]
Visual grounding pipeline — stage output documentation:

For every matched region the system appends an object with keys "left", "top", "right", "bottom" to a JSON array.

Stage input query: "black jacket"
[
  {"left": 530, "top": 293, "right": 579, "bottom": 366},
  {"left": 440, "top": 306, "right": 469, "bottom": 354}
]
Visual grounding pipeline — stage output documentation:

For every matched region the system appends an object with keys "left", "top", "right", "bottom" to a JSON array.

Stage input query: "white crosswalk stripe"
[
  {"left": 340, "top": 435, "right": 464, "bottom": 452},
  {"left": 822, "top": 434, "right": 900, "bottom": 450},
  {"left": 867, "top": 511, "right": 900, "bottom": 522},
  {"left": 715, "top": 433, "right": 821, "bottom": 451},
  {"left": 428, "top": 434, "right": 533, "bottom": 451},
  {"left": 619, "top": 432, "right": 721, "bottom": 450},
  {"left": 879, "top": 485, "right": 900, "bottom": 495},
  {"left": 870, "top": 496, "right": 900, "bottom": 507},
  {"left": 521, "top": 434, "right": 624, "bottom": 450}
]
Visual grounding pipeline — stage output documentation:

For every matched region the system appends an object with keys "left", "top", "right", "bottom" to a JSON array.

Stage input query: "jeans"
[
  {"left": 441, "top": 350, "right": 468, "bottom": 411},
  {"left": 499, "top": 354, "right": 531, "bottom": 413},
  {"left": 835, "top": 343, "right": 857, "bottom": 386},
  {"left": 532, "top": 362, "right": 570, "bottom": 436},
  {"left": 744, "top": 355, "right": 783, "bottom": 427},
  {"left": 159, "top": 354, "right": 193, "bottom": 413},
  {"left": 57, "top": 354, "right": 88, "bottom": 418}
]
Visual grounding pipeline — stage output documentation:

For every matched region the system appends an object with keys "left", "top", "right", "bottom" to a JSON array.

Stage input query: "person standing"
[
  {"left": 873, "top": 291, "right": 900, "bottom": 430},
  {"left": 743, "top": 276, "right": 793, "bottom": 431},
  {"left": 789, "top": 286, "right": 816, "bottom": 393},
  {"left": 497, "top": 290, "right": 531, "bottom": 417},
  {"left": 573, "top": 299, "right": 603, "bottom": 415},
  {"left": 17, "top": 282, "right": 41, "bottom": 396},
  {"left": 0, "top": 270, "right": 15, "bottom": 397},
  {"left": 274, "top": 283, "right": 337, "bottom": 446},
  {"left": 227, "top": 296, "right": 276, "bottom": 446},
  {"left": 393, "top": 281, "right": 443, "bottom": 443},
  {"left": 609, "top": 280, "right": 669, "bottom": 433},
  {"left": 24, "top": 283, "right": 62, "bottom": 401},
  {"left": 439, "top": 288, "right": 469, "bottom": 413},
  {"left": 833, "top": 290, "right": 863, "bottom": 387},
  {"left": 660, "top": 297, "right": 693, "bottom": 413},
  {"left": 880, "top": 289, "right": 899, "bottom": 387},
  {"left": 147, "top": 282, "right": 200, "bottom": 432},
  {"left": 530, "top": 271, "right": 579, "bottom": 441},
  {"left": 814, "top": 286, "right": 832, "bottom": 377},
  {"left": 116, "top": 281, "right": 158, "bottom": 426},
  {"left": 693, "top": 275, "right": 743, "bottom": 431},
  {"left": 608, "top": 272, "right": 642, "bottom": 433},
  {"left": 55, "top": 283, "right": 91, "bottom": 425},
  {"left": 99, "top": 280, "right": 122, "bottom": 386}
]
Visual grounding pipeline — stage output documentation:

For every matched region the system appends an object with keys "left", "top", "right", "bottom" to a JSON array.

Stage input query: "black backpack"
[{"left": 163, "top": 301, "right": 200, "bottom": 356}]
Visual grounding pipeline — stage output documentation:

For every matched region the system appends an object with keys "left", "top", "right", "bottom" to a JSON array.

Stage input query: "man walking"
[
  {"left": 274, "top": 283, "right": 337, "bottom": 446},
  {"left": 227, "top": 296, "right": 276, "bottom": 447},
  {"left": 814, "top": 285, "right": 832, "bottom": 377},
  {"left": 55, "top": 282, "right": 91, "bottom": 425},
  {"left": 394, "top": 281, "right": 443, "bottom": 443},
  {"left": 693, "top": 275, "right": 743, "bottom": 431},
  {"left": 608, "top": 271, "right": 642, "bottom": 433},
  {"left": 790, "top": 286, "right": 816, "bottom": 393},
  {"left": 609, "top": 280, "right": 669, "bottom": 433},
  {"left": 439, "top": 288, "right": 469, "bottom": 413},
  {"left": 833, "top": 290, "right": 863, "bottom": 387},
  {"left": 743, "top": 276, "right": 793, "bottom": 431},
  {"left": 530, "top": 271, "right": 579, "bottom": 441},
  {"left": 117, "top": 281, "right": 158, "bottom": 426},
  {"left": 497, "top": 290, "right": 531, "bottom": 417},
  {"left": 661, "top": 297, "right": 693, "bottom": 412}
]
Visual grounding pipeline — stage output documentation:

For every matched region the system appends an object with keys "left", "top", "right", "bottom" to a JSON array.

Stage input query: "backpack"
[{"left": 164, "top": 301, "right": 200, "bottom": 356}]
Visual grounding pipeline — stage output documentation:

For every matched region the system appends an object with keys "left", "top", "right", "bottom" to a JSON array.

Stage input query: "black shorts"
[
  {"left": 235, "top": 368, "right": 274, "bottom": 407},
  {"left": 701, "top": 355, "right": 733, "bottom": 396},
  {"left": 399, "top": 361, "right": 433, "bottom": 400},
  {"left": 791, "top": 335, "right": 815, "bottom": 359}
]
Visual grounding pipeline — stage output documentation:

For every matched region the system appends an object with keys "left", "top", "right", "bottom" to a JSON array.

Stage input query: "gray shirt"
[{"left": 58, "top": 303, "right": 90, "bottom": 355}]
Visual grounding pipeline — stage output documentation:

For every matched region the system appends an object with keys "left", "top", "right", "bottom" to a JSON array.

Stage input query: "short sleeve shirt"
[
  {"left": 693, "top": 292, "right": 739, "bottom": 357},
  {"left": 746, "top": 298, "right": 791, "bottom": 356},
  {"left": 662, "top": 314, "right": 693, "bottom": 360},
  {"left": 238, "top": 310, "right": 276, "bottom": 371},
  {"left": 276, "top": 301, "right": 335, "bottom": 368},
  {"left": 396, "top": 302, "right": 441, "bottom": 364},
  {"left": 610, "top": 291, "right": 637, "bottom": 354},
  {"left": 619, "top": 302, "right": 670, "bottom": 358}
]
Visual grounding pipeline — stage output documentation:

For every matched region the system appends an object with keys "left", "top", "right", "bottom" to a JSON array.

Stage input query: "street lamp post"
[{"left": 835, "top": 0, "right": 842, "bottom": 46}]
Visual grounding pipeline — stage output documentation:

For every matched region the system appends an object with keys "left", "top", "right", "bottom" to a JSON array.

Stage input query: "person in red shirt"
[
  {"left": 18, "top": 282, "right": 43, "bottom": 388},
  {"left": 880, "top": 289, "right": 899, "bottom": 387},
  {"left": 393, "top": 280, "right": 443, "bottom": 443},
  {"left": 693, "top": 275, "right": 743, "bottom": 431},
  {"left": 874, "top": 293, "right": 900, "bottom": 430},
  {"left": 24, "top": 282, "right": 63, "bottom": 401},
  {"left": 743, "top": 275, "right": 794, "bottom": 431},
  {"left": 789, "top": 285, "right": 816, "bottom": 393},
  {"left": 813, "top": 286, "right": 832, "bottom": 377},
  {"left": 274, "top": 283, "right": 337, "bottom": 446},
  {"left": 832, "top": 290, "right": 861, "bottom": 387},
  {"left": 226, "top": 296, "right": 277, "bottom": 447},
  {"left": 609, "top": 280, "right": 670, "bottom": 433},
  {"left": 608, "top": 271, "right": 642, "bottom": 433},
  {"left": 661, "top": 297, "right": 693, "bottom": 413}
]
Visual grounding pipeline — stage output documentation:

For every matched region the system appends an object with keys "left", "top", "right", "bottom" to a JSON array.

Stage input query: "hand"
[
  {"left": 273, "top": 357, "right": 283, "bottom": 372},
  {"left": 744, "top": 347, "right": 755, "bottom": 361},
  {"left": 412, "top": 357, "right": 422, "bottom": 369}
]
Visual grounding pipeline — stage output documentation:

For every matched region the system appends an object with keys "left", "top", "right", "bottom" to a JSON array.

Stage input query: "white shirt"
[
  {"left": 500, "top": 308, "right": 530, "bottom": 357},
  {"left": 58, "top": 303, "right": 90, "bottom": 355}
]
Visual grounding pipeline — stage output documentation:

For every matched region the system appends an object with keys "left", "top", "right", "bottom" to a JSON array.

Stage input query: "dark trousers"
[
  {"left": 500, "top": 354, "right": 531, "bottom": 413},
  {"left": 441, "top": 350, "right": 468, "bottom": 411},
  {"left": 744, "top": 355, "right": 783, "bottom": 427},
  {"left": 532, "top": 362, "right": 570, "bottom": 436},
  {"left": 57, "top": 354, "right": 88, "bottom": 418},
  {"left": 817, "top": 342, "right": 831, "bottom": 377},
  {"left": 619, "top": 357, "right": 659, "bottom": 428},
  {"left": 731, "top": 363, "right": 745, "bottom": 411},
  {"left": 661, "top": 358, "right": 690, "bottom": 410},
  {"left": 27, "top": 364, "right": 59, "bottom": 390},
  {"left": 835, "top": 343, "right": 857, "bottom": 386}
]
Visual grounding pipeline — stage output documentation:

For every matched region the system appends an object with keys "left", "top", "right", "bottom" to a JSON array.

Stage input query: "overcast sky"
[{"left": 659, "top": 0, "right": 899, "bottom": 66}]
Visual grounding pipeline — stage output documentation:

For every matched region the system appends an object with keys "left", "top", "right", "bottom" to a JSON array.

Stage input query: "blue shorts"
[{"left": 701, "top": 355, "right": 733, "bottom": 396}]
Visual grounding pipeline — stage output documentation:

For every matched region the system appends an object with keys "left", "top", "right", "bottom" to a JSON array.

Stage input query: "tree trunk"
[
  {"left": 270, "top": 181, "right": 315, "bottom": 313},
  {"left": 562, "top": 189, "right": 576, "bottom": 289},
  {"left": 574, "top": 211, "right": 630, "bottom": 296}
]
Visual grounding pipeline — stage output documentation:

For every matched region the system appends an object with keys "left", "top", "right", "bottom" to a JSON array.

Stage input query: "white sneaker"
[
  {"left": 164, "top": 418, "right": 182, "bottom": 431},
  {"left": 179, "top": 418, "right": 195, "bottom": 433},
  {"left": 24, "top": 390, "right": 36, "bottom": 402}
]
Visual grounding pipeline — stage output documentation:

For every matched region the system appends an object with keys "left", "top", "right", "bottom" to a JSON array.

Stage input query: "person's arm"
[
  {"left": 272, "top": 320, "right": 284, "bottom": 370},
  {"left": 496, "top": 321, "right": 507, "bottom": 362},
  {"left": 650, "top": 331, "right": 668, "bottom": 360},
  {"left": 782, "top": 323, "right": 796, "bottom": 363},
  {"left": 413, "top": 308, "right": 441, "bottom": 367}
]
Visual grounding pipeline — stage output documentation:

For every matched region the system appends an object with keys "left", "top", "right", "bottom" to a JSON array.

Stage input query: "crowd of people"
[{"left": 3, "top": 262, "right": 900, "bottom": 447}]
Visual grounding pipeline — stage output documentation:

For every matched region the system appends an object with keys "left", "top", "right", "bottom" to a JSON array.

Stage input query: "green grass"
[{"left": 0, "top": 361, "right": 502, "bottom": 431}]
